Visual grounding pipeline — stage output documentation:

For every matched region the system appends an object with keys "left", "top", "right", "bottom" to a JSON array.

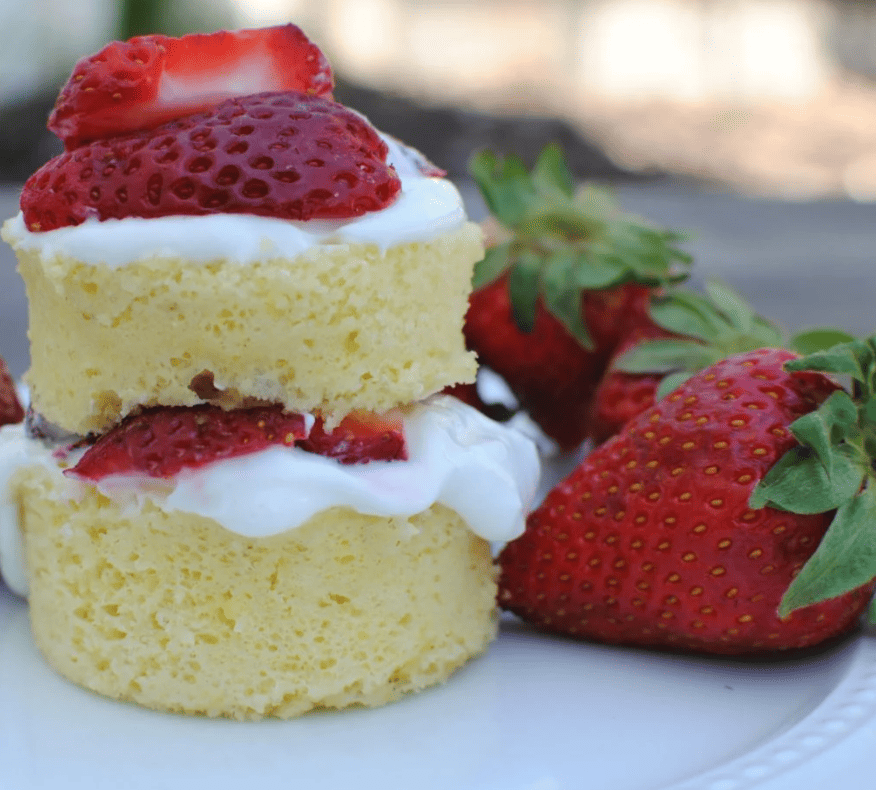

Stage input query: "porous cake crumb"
[
  {"left": 17, "top": 467, "right": 497, "bottom": 719},
  {"left": 11, "top": 223, "right": 481, "bottom": 434}
]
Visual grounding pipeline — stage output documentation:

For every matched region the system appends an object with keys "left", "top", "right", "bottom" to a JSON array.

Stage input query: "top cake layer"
[
  {"left": 4, "top": 138, "right": 480, "bottom": 434},
  {"left": 5, "top": 25, "right": 483, "bottom": 434}
]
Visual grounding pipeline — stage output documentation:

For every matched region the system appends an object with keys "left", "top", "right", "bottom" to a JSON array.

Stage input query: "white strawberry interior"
[{"left": 157, "top": 52, "right": 283, "bottom": 109}]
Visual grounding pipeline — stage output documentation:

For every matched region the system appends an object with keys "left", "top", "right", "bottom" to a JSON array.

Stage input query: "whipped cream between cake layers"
[
  {"left": 2, "top": 135, "right": 464, "bottom": 265},
  {"left": 0, "top": 395, "right": 540, "bottom": 598}
]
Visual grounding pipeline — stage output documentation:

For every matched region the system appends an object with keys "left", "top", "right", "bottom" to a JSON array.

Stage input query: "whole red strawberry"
[
  {"left": 587, "top": 321, "right": 674, "bottom": 445},
  {"left": 499, "top": 345, "right": 876, "bottom": 654},
  {"left": 587, "top": 283, "right": 856, "bottom": 445},
  {"left": 464, "top": 145, "right": 690, "bottom": 451},
  {"left": 0, "top": 356, "right": 24, "bottom": 427},
  {"left": 23, "top": 91, "right": 401, "bottom": 231},
  {"left": 466, "top": 276, "right": 653, "bottom": 450},
  {"left": 49, "top": 25, "right": 333, "bottom": 150}
]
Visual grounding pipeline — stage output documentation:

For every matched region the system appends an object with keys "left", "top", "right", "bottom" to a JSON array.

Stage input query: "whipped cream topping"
[
  {"left": 1, "top": 136, "right": 468, "bottom": 266},
  {"left": 0, "top": 396, "right": 540, "bottom": 598}
]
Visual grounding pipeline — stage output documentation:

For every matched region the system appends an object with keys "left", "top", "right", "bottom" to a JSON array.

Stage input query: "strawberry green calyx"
[
  {"left": 469, "top": 144, "right": 692, "bottom": 349},
  {"left": 614, "top": 280, "right": 854, "bottom": 399},
  {"left": 750, "top": 336, "right": 876, "bottom": 618}
]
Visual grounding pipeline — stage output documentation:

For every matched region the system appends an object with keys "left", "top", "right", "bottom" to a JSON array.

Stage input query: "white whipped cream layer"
[
  {"left": 0, "top": 396, "right": 540, "bottom": 598},
  {"left": 1, "top": 137, "right": 468, "bottom": 266}
]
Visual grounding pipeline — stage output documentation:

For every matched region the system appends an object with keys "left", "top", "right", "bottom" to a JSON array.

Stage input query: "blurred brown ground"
[{"left": 567, "top": 76, "right": 876, "bottom": 200}]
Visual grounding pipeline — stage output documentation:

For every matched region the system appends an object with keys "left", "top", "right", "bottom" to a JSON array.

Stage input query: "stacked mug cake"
[{"left": 0, "top": 24, "right": 539, "bottom": 719}]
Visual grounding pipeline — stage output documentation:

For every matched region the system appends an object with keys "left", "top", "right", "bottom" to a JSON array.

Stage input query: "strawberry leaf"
[
  {"left": 789, "top": 328, "right": 856, "bottom": 356},
  {"left": 573, "top": 251, "right": 628, "bottom": 289},
  {"left": 655, "top": 371, "right": 694, "bottom": 400},
  {"left": 863, "top": 393, "right": 876, "bottom": 424},
  {"left": 602, "top": 223, "right": 691, "bottom": 285},
  {"left": 751, "top": 336, "right": 876, "bottom": 612},
  {"left": 469, "top": 150, "right": 533, "bottom": 227},
  {"left": 749, "top": 443, "right": 865, "bottom": 514},
  {"left": 778, "top": 481, "right": 876, "bottom": 617},
  {"left": 607, "top": 280, "right": 799, "bottom": 431},
  {"left": 472, "top": 242, "right": 511, "bottom": 289},
  {"left": 790, "top": 391, "right": 860, "bottom": 462},
  {"left": 508, "top": 250, "right": 541, "bottom": 333},
  {"left": 785, "top": 338, "right": 875, "bottom": 379},
  {"left": 650, "top": 281, "right": 785, "bottom": 355},
  {"left": 614, "top": 338, "right": 714, "bottom": 375},
  {"left": 649, "top": 291, "right": 725, "bottom": 342},
  {"left": 531, "top": 143, "right": 575, "bottom": 198},
  {"left": 520, "top": 207, "right": 602, "bottom": 241},
  {"left": 541, "top": 251, "right": 593, "bottom": 347},
  {"left": 468, "top": 145, "right": 692, "bottom": 352},
  {"left": 750, "top": 316, "right": 785, "bottom": 349},
  {"left": 705, "top": 280, "right": 755, "bottom": 334},
  {"left": 750, "top": 391, "right": 867, "bottom": 513}
]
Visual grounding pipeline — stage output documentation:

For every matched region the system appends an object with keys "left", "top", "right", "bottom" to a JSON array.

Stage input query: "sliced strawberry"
[
  {"left": 298, "top": 411, "right": 407, "bottom": 464},
  {"left": 0, "top": 356, "right": 24, "bottom": 427},
  {"left": 49, "top": 25, "right": 333, "bottom": 150},
  {"left": 22, "top": 91, "right": 401, "bottom": 231},
  {"left": 68, "top": 404, "right": 308, "bottom": 480}
]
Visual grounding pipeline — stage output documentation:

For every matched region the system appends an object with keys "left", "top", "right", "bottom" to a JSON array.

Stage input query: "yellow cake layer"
[
  {"left": 12, "top": 224, "right": 481, "bottom": 434},
  {"left": 16, "top": 467, "right": 497, "bottom": 720}
]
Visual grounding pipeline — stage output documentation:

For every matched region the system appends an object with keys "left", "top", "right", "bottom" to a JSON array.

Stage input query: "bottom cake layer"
[{"left": 17, "top": 468, "right": 497, "bottom": 719}]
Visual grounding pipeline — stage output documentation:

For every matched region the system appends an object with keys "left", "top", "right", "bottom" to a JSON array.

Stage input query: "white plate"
[{"left": 2, "top": 579, "right": 874, "bottom": 790}]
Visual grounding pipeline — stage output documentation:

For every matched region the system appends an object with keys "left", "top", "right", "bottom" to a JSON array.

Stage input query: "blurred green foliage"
[{"left": 117, "top": 0, "right": 236, "bottom": 39}]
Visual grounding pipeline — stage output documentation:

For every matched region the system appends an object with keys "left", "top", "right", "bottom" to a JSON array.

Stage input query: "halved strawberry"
[
  {"left": 49, "top": 24, "right": 333, "bottom": 150},
  {"left": 298, "top": 411, "right": 407, "bottom": 464},
  {"left": 23, "top": 91, "right": 401, "bottom": 230},
  {"left": 69, "top": 404, "right": 309, "bottom": 480}
]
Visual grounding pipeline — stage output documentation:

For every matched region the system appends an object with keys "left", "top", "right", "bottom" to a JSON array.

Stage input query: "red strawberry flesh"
[
  {"left": 298, "top": 412, "right": 407, "bottom": 464},
  {"left": 68, "top": 405, "right": 407, "bottom": 480},
  {"left": 0, "top": 357, "right": 24, "bottom": 427},
  {"left": 499, "top": 348, "right": 874, "bottom": 654},
  {"left": 23, "top": 91, "right": 401, "bottom": 231},
  {"left": 49, "top": 25, "right": 333, "bottom": 150},
  {"left": 69, "top": 405, "right": 309, "bottom": 479}
]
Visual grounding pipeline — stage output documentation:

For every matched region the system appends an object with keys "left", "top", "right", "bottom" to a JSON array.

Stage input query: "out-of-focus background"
[{"left": 1, "top": 0, "right": 875, "bottom": 377}]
